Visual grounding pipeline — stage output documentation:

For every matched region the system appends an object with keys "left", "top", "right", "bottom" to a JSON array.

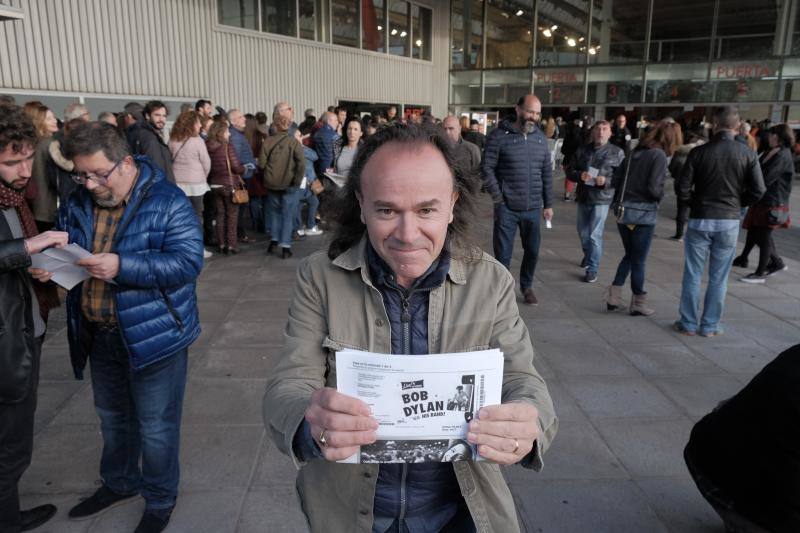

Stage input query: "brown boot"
[
  {"left": 605, "top": 285, "right": 625, "bottom": 311},
  {"left": 629, "top": 293, "right": 654, "bottom": 316}
]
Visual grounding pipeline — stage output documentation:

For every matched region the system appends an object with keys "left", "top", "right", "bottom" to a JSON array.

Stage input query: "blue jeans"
[
  {"left": 576, "top": 203, "right": 610, "bottom": 274},
  {"left": 89, "top": 327, "right": 188, "bottom": 510},
  {"left": 493, "top": 203, "right": 542, "bottom": 290},
  {"left": 294, "top": 187, "right": 320, "bottom": 231},
  {"left": 268, "top": 187, "right": 302, "bottom": 248},
  {"left": 678, "top": 227, "right": 739, "bottom": 335},
  {"left": 612, "top": 223, "right": 655, "bottom": 295}
]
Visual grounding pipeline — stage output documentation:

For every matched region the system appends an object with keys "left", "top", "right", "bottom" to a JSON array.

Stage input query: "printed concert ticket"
[{"left": 336, "top": 349, "right": 503, "bottom": 463}]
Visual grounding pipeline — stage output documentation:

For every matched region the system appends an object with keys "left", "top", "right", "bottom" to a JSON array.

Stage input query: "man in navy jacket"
[
  {"left": 482, "top": 95, "right": 554, "bottom": 305},
  {"left": 33, "top": 122, "right": 203, "bottom": 533}
]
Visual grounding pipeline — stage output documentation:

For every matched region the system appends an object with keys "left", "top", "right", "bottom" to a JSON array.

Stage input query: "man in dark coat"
[
  {"left": 0, "top": 104, "right": 64, "bottom": 533},
  {"left": 482, "top": 94, "right": 554, "bottom": 306},
  {"left": 610, "top": 113, "right": 632, "bottom": 153},
  {"left": 127, "top": 100, "right": 175, "bottom": 183}
]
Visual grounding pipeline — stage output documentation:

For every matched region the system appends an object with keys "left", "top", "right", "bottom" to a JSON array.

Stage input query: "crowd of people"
[{"left": 0, "top": 89, "right": 796, "bottom": 533}]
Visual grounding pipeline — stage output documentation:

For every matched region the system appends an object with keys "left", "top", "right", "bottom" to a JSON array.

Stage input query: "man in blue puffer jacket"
[
  {"left": 483, "top": 94, "right": 554, "bottom": 306},
  {"left": 36, "top": 122, "right": 203, "bottom": 533}
]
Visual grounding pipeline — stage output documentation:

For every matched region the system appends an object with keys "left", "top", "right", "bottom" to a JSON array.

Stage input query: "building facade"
[
  {"left": 0, "top": 0, "right": 450, "bottom": 120},
  {"left": 451, "top": 0, "right": 800, "bottom": 129}
]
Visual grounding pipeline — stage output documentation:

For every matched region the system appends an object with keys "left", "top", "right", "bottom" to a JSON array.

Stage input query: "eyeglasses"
[{"left": 70, "top": 159, "right": 123, "bottom": 186}]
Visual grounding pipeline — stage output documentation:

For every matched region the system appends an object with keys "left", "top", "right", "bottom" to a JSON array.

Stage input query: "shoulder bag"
[
  {"left": 613, "top": 152, "right": 658, "bottom": 226},
  {"left": 227, "top": 150, "right": 250, "bottom": 204}
]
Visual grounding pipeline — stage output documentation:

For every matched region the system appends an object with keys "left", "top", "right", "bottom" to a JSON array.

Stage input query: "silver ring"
[
  {"left": 512, "top": 439, "right": 519, "bottom": 454},
  {"left": 319, "top": 429, "right": 328, "bottom": 447}
]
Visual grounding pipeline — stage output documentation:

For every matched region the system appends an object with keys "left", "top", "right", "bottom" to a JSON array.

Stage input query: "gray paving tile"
[
  {"left": 237, "top": 488, "right": 308, "bottom": 533},
  {"left": 545, "top": 381, "right": 586, "bottom": 423},
  {"left": 180, "top": 426, "right": 264, "bottom": 489},
  {"left": 196, "top": 281, "right": 247, "bottom": 301},
  {"left": 723, "top": 318, "right": 800, "bottom": 352},
  {"left": 213, "top": 321, "right": 286, "bottom": 347},
  {"left": 563, "top": 377, "right": 682, "bottom": 419},
  {"left": 653, "top": 375, "right": 743, "bottom": 418},
  {"left": 190, "top": 346, "right": 283, "bottom": 379},
  {"left": 619, "top": 345, "right": 720, "bottom": 377},
  {"left": 688, "top": 341, "right": 776, "bottom": 375},
  {"left": 537, "top": 340, "right": 638, "bottom": 378},
  {"left": 636, "top": 477, "right": 722, "bottom": 533},
  {"left": 183, "top": 378, "right": 266, "bottom": 426},
  {"left": 226, "top": 299, "right": 292, "bottom": 322},
  {"left": 20, "top": 426, "right": 103, "bottom": 494},
  {"left": 243, "top": 281, "right": 298, "bottom": 300},
  {"left": 46, "top": 384, "right": 96, "bottom": 426},
  {"left": 251, "top": 434, "right": 302, "bottom": 488},
  {"left": 38, "top": 348, "right": 77, "bottom": 381},
  {"left": 197, "top": 298, "right": 237, "bottom": 322},
  {"left": 747, "top": 297, "right": 800, "bottom": 320},
  {"left": 596, "top": 418, "right": 694, "bottom": 477},
  {"left": 34, "top": 381, "right": 85, "bottom": 433},
  {"left": 585, "top": 317, "right": 680, "bottom": 347},
  {"left": 513, "top": 479, "right": 668, "bottom": 533}
]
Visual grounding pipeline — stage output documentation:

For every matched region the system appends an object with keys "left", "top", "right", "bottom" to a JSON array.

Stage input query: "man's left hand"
[
  {"left": 543, "top": 208, "right": 553, "bottom": 221},
  {"left": 467, "top": 402, "right": 540, "bottom": 465},
  {"left": 77, "top": 253, "right": 120, "bottom": 281}
]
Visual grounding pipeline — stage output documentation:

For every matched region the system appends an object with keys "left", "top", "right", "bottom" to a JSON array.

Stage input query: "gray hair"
[
  {"left": 97, "top": 111, "right": 116, "bottom": 123},
  {"left": 64, "top": 102, "right": 89, "bottom": 121}
]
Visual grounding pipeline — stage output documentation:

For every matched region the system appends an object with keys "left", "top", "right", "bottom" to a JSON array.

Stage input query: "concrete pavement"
[{"left": 20, "top": 176, "right": 800, "bottom": 532}]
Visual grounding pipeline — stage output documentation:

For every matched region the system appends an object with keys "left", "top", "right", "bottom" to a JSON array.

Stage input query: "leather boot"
[
  {"left": 605, "top": 285, "right": 624, "bottom": 311},
  {"left": 629, "top": 293, "right": 655, "bottom": 316}
]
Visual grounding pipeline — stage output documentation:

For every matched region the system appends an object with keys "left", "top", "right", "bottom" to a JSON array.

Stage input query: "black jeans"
[
  {"left": 675, "top": 197, "right": 690, "bottom": 238},
  {"left": 612, "top": 223, "right": 656, "bottom": 295},
  {"left": 0, "top": 338, "right": 42, "bottom": 533},
  {"left": 740, "top": 227, "right": 782, "bottom": 274}
]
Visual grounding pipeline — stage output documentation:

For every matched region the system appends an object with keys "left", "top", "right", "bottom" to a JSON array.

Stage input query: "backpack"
[{"left": 261, "top": 135, "right": 294, "bottom": 191}]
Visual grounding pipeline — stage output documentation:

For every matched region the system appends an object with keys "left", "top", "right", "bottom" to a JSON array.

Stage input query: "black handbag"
[{"left": 613, "top": 153, "right": 658, "bottom": 226}]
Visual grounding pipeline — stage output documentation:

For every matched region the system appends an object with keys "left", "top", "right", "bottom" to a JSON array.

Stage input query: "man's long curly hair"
[
  {"left": 327, "top": 123, "right": 483, "bottom": 261},
  {"left": 0, "top": 104, "right": 37, "bottom": 155}
]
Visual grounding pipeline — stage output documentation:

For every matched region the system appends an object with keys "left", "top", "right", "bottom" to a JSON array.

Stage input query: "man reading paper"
[{"left": 263, "top": 123, "right": 557, "bottom": 533}]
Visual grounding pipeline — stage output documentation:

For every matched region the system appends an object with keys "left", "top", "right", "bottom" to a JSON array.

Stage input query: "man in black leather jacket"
[
  {"left": 674, "top": 106, "right": 765, "bottom": 337},
  {"left": 0, "top": 104, "right": 68, "bottom": 533}
]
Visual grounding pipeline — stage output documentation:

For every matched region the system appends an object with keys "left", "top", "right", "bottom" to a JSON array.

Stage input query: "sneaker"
[
  {"left": 668, "top": 235, "right": 683, "bottom": 242},
  {"left": 699, "top": 329, "right": 722, "bottom": 338},
  {"left": 522, "top": 288, "right": 538, "bottom": 305},
  {"left": 20, "top": 504, "right": 57, "bottom": 531},
  {"left": 296, "top": 228, "right": 305, "bottom": 236},
  {"left": 584, "top": 271, "right": 598, "bottom": 283},
  {"left": 134, "top": 508, "right": 173, "bottom": 533},
  {"left": 732, "top": 256, "right": 748, "bottom": 268},
  {"left": 203, "top": 249, "right": 213, "bottom": 259},
  {"left": 740, "top": 273, "right": 767, "bottom": 284},
  {"left": 766, "top": 263, "right": 787, "bottom": 277},
  {"left": 672, "top": 321, "right": 696, "bottom": 336},
  {"left": 68, "top": 485, "right": 138, "bottom": 520},
  {"left": 305, "top": 226, "right": 324, "bottom": 236}
]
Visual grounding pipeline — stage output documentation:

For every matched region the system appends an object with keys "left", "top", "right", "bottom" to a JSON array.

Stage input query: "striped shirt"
[{"left": 81, "top": 202, "right": 126, "bottom": 323}]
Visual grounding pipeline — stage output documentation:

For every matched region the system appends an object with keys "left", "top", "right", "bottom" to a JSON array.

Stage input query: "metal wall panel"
[{"left": 0, "top": 0, "right": 450, "bottom": 116}]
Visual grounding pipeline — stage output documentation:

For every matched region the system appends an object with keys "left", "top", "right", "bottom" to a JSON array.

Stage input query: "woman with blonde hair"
[{"left": 26, "top": 104, "right": 59, "bottom": 231}]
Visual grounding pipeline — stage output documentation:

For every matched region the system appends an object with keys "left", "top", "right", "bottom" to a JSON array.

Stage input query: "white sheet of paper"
[
  {"left": 324, "top": 171, "right": 348, "bottom": 188},
  {"left": 336, "top": 349, "right": 504, "bottom": 464},
  {"left": 586, "top": 166, "right": 599, "bottom": 186},
  {"left": 29, "top": 243, "right": 95, "bottom": 290}
]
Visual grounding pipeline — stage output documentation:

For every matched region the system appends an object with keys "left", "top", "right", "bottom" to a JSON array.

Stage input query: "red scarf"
[{"left": 0, "top": 181, "right": 60, "bottom": 320}]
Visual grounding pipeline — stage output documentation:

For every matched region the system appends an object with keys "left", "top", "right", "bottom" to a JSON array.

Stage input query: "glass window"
[
  {"left": 709, "top": 60, "right": 780, "bottom": 102},
  {"left": 484, "top": 69, "right": 531, "bottom": 104},
  {"left": 451, "top": 0, "right": 483, "bottom": 69},
  {"left": 218, "top": 0, "right": 258, "bottom": 30},
  {"left": 650, "top": 0, "right": 713, "bottom": 62},
  {"left": 646, "top": 63, "right": 711, "bottom": 103},
  {"left": 781, "top": 58, "right": 800, "bottom": 101},
  {"left": 262, "top": 0, "right": 297, "bottom": 37},
  {"left": 485, "top": 0, "right": 533, "bottom": 69},
  {"left": 411, "top": 5, "right": 432, "bottom": 60},
  {"left": 450, "top": 70, "right": 482, "bottom": 104},
  {"left": 332, "top": 0, "right": 360, "bottom": 48},
  {"left": 589, "top": 0, "right": 646, "bottom": 64},
  {"left": 388, "top": 0, "right": 410, "bottom": 57},
  {"left": 715, "top": 0, "right": 778, "bottom": 59},
  {"left": 534, "top": 1, "right": 588, "bottom": 66},
  {"left": 362, "top": 0, "right": 386, "bottom": 52},
  {"left": 533, "top": 67, "right": 585, "bottom": 104},
  {"left": 791, "top": 6, "right": 800, "bottom": 55},
  {"left": 587, "top": 65, "right": 642, "bottom": 103},
  {"left": 299, "top": 0, "right": 326, "bottom": 41}
]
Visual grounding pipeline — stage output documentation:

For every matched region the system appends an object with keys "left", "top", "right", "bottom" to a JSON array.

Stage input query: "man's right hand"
[
  {"left": 24, "top": 231, "right": 69, "bottom": 255},
  {"left": 304, "top": 387, "right": 378, "bottom": 461}
]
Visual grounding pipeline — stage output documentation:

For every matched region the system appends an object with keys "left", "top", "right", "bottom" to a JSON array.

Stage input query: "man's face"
[
  {"left": 148, "top": 107, "right": 167, "bottom": 131},
  {"left": 516, "top": 97, "right": 542, "bottom": 132},
  {"left": 202, "top": 103, "right": 213, "bottom": 117},
  {"left": 470, "top": 123, "right": 479, "bottom": 132},
  {"left": 387, "top": 106, "right": 397, "bottom": 119},
  {"left": 442, "top": 118, "right": 461, "bottom": 144},
  {"left": 0, "top": 143, "right": 34, "bottom": 190},
  {"left": 326, "top": 113, "right": 339, "bottom": 130},
  {"left": 358, "top": 143, "right": 458, "bottom": 289},
  {"left": 337, "top": 110, "right": 347, "bottom": 125},
  {"left": 593, "top": 123, "right": 612, "bottom": 145},
  {"left": 616, "top": 115, "right": 626, "bottom": 128},
  {"left": 230, "top": 111, "right": 246, "bottom": 131},
  {"left": 72, "top": 152, "right": 133, "bottom": 208},
  {"left": 279, "top": 103, "right": 294, "bottom": 121}
]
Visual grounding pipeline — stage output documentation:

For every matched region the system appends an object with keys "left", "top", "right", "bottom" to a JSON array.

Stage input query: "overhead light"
[
  {"left": 391, "top": 28, "right": 397, "bottom": 35},
  {"left": 415, "top": 39, "right": 422, "bottom": 46},
  {"left": 527, "top": 29, "right": 531, "bottom": 34},
  {"left": 377, "top": 25, "right": 382, "bottom": 30},
  {"left": 567, "top": 38, "right": 576, "bottom": 47},
  {"left": 400, "top": 30, "right": 407, "bottom": 37},
  {"left": 550, "top": 25, "right": 558, "bottom": 31},
  {"left": 588, "top": 47, "right": 596, "bottom": 55},
  {"left": 578, "top": 37, "right": 584, "bottom": 42},
  {"left": 542, "top": 28, "right": 552, "bottom": 37},
  {"left": 515, "top": 9, "right": 523, "bottom": 16}
]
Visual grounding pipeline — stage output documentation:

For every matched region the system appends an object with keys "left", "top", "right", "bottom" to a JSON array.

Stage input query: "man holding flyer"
[{"left": 263, "top": 123, "right": 557, "bottom": 533}]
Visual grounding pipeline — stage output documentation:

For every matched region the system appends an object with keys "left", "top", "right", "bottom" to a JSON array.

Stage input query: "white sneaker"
[
  {"left": 297, "top": 228, "right": 305, "bottom": 236},
  {"left": 305, "top": 226, "right": 323, "bottom": 236},
  {"left": 203, "top": 249, "right": 213, "bottom": 259}
]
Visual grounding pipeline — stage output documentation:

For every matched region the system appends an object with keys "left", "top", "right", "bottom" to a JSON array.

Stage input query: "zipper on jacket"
[
  {"left": 160, "top": 289, "right": 184, "bottom": 332},
  {"left": 400, "top": 295, "right": 411, "bottom": 355},
  {"left": 398, "top": 463, "right": 408, "bottom": 526}
]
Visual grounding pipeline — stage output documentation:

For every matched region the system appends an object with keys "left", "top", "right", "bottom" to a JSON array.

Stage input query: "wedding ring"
[
  {"left": 319, "top": 429, "right": 328, "bottom": 448},
  {"left": 512, "top": 439, "right": 519, "bottom": 454}
]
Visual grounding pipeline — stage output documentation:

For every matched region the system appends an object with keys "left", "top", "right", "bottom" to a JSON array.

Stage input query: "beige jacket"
[{"left": 263, "top": 237, "right": 557, "bottom": 533}]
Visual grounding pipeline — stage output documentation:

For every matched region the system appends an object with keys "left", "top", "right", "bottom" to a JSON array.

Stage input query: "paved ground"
[{"left": 20, "top": 174, "right": 800, "bottom": 532}]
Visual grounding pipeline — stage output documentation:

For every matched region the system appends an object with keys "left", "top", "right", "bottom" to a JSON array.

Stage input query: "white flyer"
[
  {"left": 29, "top": 243, "right": 93, "bottom": 290},
  {"left": 336, "top": 349, "right": 504, "bottom": 463}
]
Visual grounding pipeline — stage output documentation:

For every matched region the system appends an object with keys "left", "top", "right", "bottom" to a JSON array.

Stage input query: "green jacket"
[{"left": 262, "top": 236, "right": 558, "bottom": 533}]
